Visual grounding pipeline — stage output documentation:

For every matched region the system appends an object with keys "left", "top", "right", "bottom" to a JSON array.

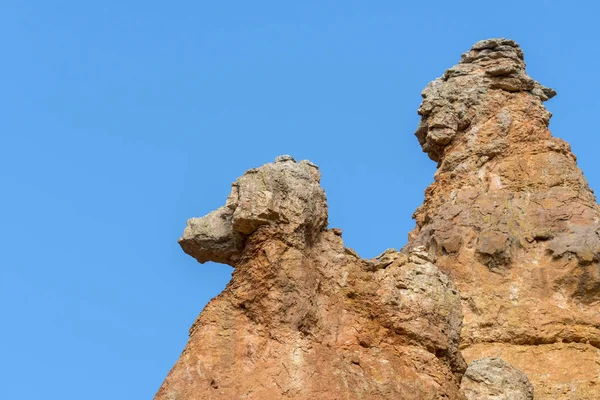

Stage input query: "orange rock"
[
  {"left": 410, "top": 38, "right": 600, "bottom": 399},
  {"left": 156, "top": 157, "right": 466, "bottom": 399}
]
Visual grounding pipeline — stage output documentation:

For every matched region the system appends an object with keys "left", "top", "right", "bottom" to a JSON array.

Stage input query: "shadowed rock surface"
[
  {"left": 409, "top": 38, "right": 600, "bottom": 399},
  {"left": 155, "top": 39, "right": 600, "bottom": 399}
]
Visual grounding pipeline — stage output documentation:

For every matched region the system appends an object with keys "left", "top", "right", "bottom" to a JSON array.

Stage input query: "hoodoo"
[{"left": 410, "top": 38, "right": 600, "bottom": 399}]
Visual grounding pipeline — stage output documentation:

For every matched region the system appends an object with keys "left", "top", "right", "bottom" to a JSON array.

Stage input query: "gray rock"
[
  {"left": 274, "top": 154, "right": 296, "bottom": 163},
  {"left": 460, "top": 357, "right": 534, "bottom": 400},
  {"left": 531, "top": 82, "right": 557, "bottom": 101},
  {"left": 547, "top": 225, "right": 600, "bottom": 265},
  {"left": 415, "top": 38, "right": 555, "bottom": 162},
  {"left": 178, "top": 157, "right": 328, "bottom": 266},
  {"left": 179, "top": 206, "right": 245, "bottom": 266}
]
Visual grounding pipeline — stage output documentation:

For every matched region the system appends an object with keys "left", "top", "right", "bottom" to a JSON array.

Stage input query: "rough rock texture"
[
  {"left": 460, "top": 357, "right": 534, "bottom": 400},
  {"left": 409, "top": 38, "right": 600, "bottom": 399},
  {"left": 156, "top": 39, "right": 600, "bottom": 399},
  {"left": 156, "top": 156, "right": 468, "bottom": 399},
  {"left": 179, "top": 156, "right": 326, "bottom": 267}
]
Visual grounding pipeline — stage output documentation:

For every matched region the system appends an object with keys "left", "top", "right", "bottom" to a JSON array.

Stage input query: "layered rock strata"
[
  {"left": 156, "top": 156, "right": 468, "bottom": 399},
  {"left": 409, "top": 38, "right": 600, "bottom": 399}
]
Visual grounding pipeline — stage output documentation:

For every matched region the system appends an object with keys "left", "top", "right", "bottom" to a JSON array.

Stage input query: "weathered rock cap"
[
  {"left": 415, "top": 38, "right": 556, "bottom": 162},
  {"left": 179, "top": 156, "right": 328, "bottom": 267},
  {"left": 373, "top": 246, "right": 467, "bottom": 378},
  {"left": 460, "top": 357, "right": 534, "bottom": 400},
  {"left": 461, "top": 38, "right": 556, "bottom": 99}
]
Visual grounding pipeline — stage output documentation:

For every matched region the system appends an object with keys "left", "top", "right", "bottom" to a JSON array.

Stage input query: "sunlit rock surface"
[
  {"left": 410, "top": 38, "right": 600, "bottom": 399},
  {"left": 156, "top": 39, "right": 600, "bottom": 400}
]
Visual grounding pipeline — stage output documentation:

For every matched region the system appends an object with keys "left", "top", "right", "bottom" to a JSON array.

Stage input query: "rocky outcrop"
[
  {"left": 156, "top": 156, "right": 467, "bottom": 399},
  {"left": 178, "top": 155, "right": 327, "bottom": 267},
  {"left": 410, "top": 38, "right": 600, "bottom": 398},
  {"left": 460, "top": 357, "right": 533, "bottom": 400},
  {"left": 156, "top": 39, "right": 600, "bottom": 399}
]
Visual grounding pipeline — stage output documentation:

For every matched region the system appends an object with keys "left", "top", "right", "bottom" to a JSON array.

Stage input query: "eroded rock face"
[
  {"left": 156, "top": 38, "right": 600, "bottom": 400},
  {"left": 409, "top": 38, "right": 600, "bottom": 398},
  {"left": 460, "top": 357, "right": 533, "bottom": 400},
  {"left": 156, "top": 157, "right": 467, "bottom": 400},
  {"left": 415, "top": 39, "right": 556, "bottom": 164}
]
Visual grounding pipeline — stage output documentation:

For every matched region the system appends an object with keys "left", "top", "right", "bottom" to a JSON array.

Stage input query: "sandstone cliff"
[{"left": 155, "top": 39, "right": 600, "bottom": 399}]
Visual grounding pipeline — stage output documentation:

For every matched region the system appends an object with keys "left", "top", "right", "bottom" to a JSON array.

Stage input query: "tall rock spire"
[{"left": 410, "top": 38, "right": 600, "bottom": 399}]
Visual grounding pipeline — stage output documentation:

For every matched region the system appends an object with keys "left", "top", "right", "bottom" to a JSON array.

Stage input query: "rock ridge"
[{"left": 157, "top": 156, "right": 469, "bottom": 399}]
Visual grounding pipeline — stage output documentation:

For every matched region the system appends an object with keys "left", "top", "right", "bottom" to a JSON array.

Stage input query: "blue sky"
[{"left": 1, "top": 1, "right": 599, "bottom": 399}]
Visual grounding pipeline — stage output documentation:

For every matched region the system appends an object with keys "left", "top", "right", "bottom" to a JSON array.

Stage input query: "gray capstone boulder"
[
  {"left": 460, "top": 357, "right": 534, "bottom": 400},
  {"left": 179, "top": 155, "right": 328, "bottom": 266}
]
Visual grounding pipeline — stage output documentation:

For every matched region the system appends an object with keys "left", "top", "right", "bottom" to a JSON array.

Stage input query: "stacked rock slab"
[
  {"left": 409, "top": 38, "right": 600, "bottom": 399},
  {"left": 155, "top": 156, "right": 468, "bottom": 399}
]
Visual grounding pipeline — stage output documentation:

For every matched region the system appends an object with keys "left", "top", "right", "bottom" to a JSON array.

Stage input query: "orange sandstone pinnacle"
[
  {"left": 155, "top": 39, "right": 599, "bottom": 400},
  {"left": 410, "top": 38, "right": 600, "bottom": 400}
]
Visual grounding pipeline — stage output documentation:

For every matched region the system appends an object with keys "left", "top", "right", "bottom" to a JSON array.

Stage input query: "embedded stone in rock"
[
  {"left": 460, "top": 358, "right": 533, "bottom": 400},
  {"left": 546, "top": 225, "right": 600, "bottom": 265},
  {"left": 374, "top": 247, "right": 466, "bottom": 377}
]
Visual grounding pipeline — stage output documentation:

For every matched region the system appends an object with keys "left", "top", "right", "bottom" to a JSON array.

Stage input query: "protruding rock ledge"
[
  {"left": 178, "top": 155, "right": 328, "bottom": 266},
  {"left": 409, "top": 38, "right": 600, "bottom": 399}
]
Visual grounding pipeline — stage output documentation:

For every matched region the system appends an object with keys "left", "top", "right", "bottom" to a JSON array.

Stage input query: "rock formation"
[
  {"left": 156, "top": 155, "right": 467, "bottom": 399},
  {"left": 410, "top": 38, "right": 600, "bottom": 399},
  {"left": 155, "top": 39, "right": 600, "bottom": 399}
]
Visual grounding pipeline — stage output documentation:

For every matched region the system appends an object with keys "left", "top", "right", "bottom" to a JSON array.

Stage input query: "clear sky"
[{"left": 1, "top": 1, "right": 599, "bottom": 399}]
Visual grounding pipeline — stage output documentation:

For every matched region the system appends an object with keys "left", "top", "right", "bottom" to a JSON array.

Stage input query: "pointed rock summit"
[
  {"left": 415, "top": 38, "right": 556, "bottom": 163},
  {"left": 410, "top": 38, "right": 600, "bottom": 399},
  {"left": 155, "top": 39, "right": 599, "bottom": 399}
]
